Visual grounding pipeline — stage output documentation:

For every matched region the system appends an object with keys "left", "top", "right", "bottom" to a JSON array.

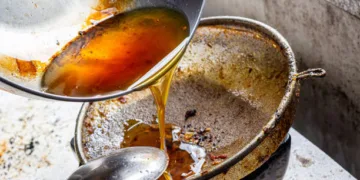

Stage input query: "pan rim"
[{"left": 73, "top": 16, "right": 298, "bottom": 179}]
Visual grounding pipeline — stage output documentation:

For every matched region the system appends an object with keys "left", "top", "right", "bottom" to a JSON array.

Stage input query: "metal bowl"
[
  {"left": 0, "top": 0, "right": 205, "bottom": 102},
  {"left": 73, "top": 16, "right": 325, "bottom": 179}
]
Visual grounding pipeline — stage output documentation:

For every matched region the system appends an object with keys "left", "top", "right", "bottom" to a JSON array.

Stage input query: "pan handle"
[{"left": 294, "top": 68, "right": 326, "bottom": 80}]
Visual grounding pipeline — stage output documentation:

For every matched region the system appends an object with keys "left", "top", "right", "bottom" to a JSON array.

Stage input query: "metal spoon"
[
  {"left": 68, "top": 147, "right": 168, "bottom": 180},
  {"left": 0, "top": 0, "right": 205, "bottom": 102}
]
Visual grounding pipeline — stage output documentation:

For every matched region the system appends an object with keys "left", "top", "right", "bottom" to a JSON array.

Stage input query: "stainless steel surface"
[
  {"left": 0, "top": 0, "right": 205, "bottom": 102},
  {"left": 68, "top": 147, "right": 167, "bottom": 180},
  {"left": 74, "top": 16, "right": 325, "bottom": 179}
]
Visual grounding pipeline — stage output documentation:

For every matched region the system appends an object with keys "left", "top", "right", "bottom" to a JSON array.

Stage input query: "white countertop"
[{"left": 0, "top": 91, "right": 355, "bottom": 180}]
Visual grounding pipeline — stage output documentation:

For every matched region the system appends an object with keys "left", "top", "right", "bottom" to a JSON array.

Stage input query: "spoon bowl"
[{"left": 68, "top": 146, "right": 168, "bottom": 180}]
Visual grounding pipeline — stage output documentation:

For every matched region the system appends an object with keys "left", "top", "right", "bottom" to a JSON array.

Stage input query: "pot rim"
[{"left": 73, "top": 16, "right": 319, "bottom": 179}]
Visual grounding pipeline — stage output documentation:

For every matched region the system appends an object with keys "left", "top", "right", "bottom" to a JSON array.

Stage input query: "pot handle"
[{"left": 294, "top": 68, "right": 326, "bottom": 80}]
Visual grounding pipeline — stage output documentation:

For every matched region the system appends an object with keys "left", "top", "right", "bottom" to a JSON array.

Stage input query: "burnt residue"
[
  {"left": 0, "top": 141, "right": 7, "bottom": 157},
  {"left": 256, "top": 154, "right": 268, "bottom": 163},
  {"left": 78, "top": 31, "right": 85, "bottom": 36},
  {"left": 262, "top": 127, "right": 271, "bottom": 135},
  {"left": 118, "top": 96, "right": 127, "bottom": 104},
  {"left": 183, "top": 126, "right": 214, "bottom": 147},
  {"left": 24, "top": 138, "right": 35, "bottom": 156},
  {"left": 15, "top": 60, "right": 37, "bottom": 77},
  {"left": 185, "top": 109, "right": 197, "bottom": 121},
  {"left": 0, "top": 56, "right": 46, "bottom": 78},
  {"left": 209, "top": 154, "right": 228, "bottom": 161},
  {"left": 92, "top": 0, "right": 134, "bottom": 12},
  {"left": 9, "top": 138, "right": 15, "bottom": 145}
]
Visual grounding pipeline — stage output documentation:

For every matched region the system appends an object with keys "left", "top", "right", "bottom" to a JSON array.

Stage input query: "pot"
[{"left": 72, "top": 16, "right": 325, "bottom": 179}]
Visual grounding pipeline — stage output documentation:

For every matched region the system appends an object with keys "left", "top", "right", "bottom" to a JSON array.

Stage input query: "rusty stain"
[
  {"left": 41, "top": 155, "right": 52, "bottom": 166},
  {"left": 83, "top": 0, "right": 135, "bottom": 28},
  {"left": 0, "top": 56, "right": 46, "bottom": 78},
  {"left": 263, "top": 127, "right": 271, "bottom": 134},
  {"left": 218, "top": 66, "right": 225, "bottom": 80},
  {"left": 201, "top": 171, "right": 209, "bottom": 176},
  {"left": 0, "top": 141, "right": 7, "bottom": 158},
  {"left": 93, "top": 0, "right": 134, "bottom": 11},
  {"left": 257, "top": 154, "right": 269, "bottom": 162},
  {"left": 16, "top": 60, "right": 37, "bottom": 77},
  {"left": 118, "top": 96, "right": 127, "bottom": 104},
  {"left": 83, "top": 7, "right": 118, "bottom": 27}
]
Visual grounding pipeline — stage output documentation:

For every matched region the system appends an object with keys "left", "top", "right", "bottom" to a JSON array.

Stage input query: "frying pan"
[{"left": 72, "top": 16, "right": 325, "bottom": 179}]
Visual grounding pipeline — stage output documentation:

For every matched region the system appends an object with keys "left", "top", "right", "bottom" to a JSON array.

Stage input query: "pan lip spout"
[{"left": 73, "top": 16, "right": 326, "bottom": 179}]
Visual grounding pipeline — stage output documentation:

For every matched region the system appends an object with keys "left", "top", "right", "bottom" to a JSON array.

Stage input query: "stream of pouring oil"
[{"left": 150, "top": 66, "right": 177, "bottom": 180}]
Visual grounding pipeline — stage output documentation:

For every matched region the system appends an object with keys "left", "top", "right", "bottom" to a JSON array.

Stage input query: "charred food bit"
[
  {"left": 209, "top": 153, "right": 228, "bottom": 161},
  {"left": 185, "top": 109, "right": 197, "bottom": 121},
  {"left": 209, "top": 153, "right": 216, "bottom": 161},
  {"left": 217, "top": 154, "right": 228, "bottom": 159},
  {"left": 24, "top": 139, "right": 35, "bottom": 156},
  {"left": 184, "top": 132, "right": 195, "bottom": 140},
  {"left": 118, "top": 96, "right": 127, "bottom": 104}
]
